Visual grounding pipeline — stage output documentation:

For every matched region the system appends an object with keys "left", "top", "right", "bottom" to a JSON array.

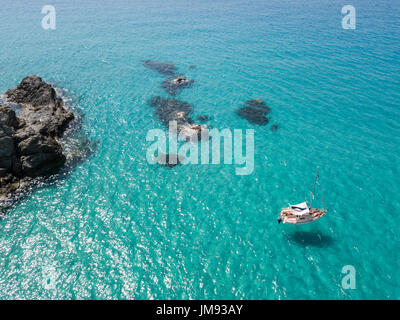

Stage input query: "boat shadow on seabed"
[{"left": 286, "top": 231, "right": 335, "bottom": 248}]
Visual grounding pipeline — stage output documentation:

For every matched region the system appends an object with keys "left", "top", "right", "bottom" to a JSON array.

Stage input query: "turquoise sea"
[{"left": 0, "top": 0, "right": 399, "bottom": 299}]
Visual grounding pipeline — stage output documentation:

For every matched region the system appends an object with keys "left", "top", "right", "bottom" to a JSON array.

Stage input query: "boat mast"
[
  {"left": 320, "top": 172, "right": 325, "bottom": 211},
  {"left": 310, "top": 167, "right": 319, "bottom": 209}
]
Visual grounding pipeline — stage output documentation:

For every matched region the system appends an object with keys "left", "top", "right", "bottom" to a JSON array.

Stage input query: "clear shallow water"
[{"left": 0, "top": 0, "right": 399, "bottom": 299}]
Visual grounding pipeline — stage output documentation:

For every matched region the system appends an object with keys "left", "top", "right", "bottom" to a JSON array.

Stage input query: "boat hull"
[{"left": 278, "top": 208, "right": 326, "bottom": 225}]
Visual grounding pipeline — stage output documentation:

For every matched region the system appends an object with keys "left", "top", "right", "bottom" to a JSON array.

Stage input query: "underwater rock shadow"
[
  {"left": 287, "top": 231, "right": 335, "bottom": 248},
  {"left": 142, "top": 60, "right": 177, "bottom": 76},
  {"left": 270, "top": 124, "right": 278, "bottom": 132},
  {"left": 236, "top": 99, "right": 271, "bottom": 125}
]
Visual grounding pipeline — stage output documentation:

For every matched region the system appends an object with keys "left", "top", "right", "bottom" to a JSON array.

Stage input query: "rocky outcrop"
[
  {"left": 161, "top": 76, "right": 194, "bottom": 96},
  {"left": 6, "top": 76, "right": 74, "bottom": 139},
  {"left": 0, "top": 76, "right": 75, "bottom": 198},
  {"left": 143, "top": 60, "right": 194, "bottom": 96},
  {"left": 148, "top": 96, "right": 208, "bottom": 141},
  {"left": 18, "top": 135, "right": 65, "bottom": 177},
  {"left": 0, "top": 107, "right": 19, "bottom": 176},
  {"left": 144, "top": 61, "right": 209, "bottom": 149}
]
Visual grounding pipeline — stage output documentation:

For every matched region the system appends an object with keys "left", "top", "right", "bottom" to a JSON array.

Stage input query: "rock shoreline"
[{"left": 0, "top": 76, "right": 76, "bottom": 201}]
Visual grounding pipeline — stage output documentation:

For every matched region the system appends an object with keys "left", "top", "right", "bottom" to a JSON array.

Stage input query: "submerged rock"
[
  {"left": 149, "top": 96, "right": 194, "bottom": 126},
  {"left": 161, "top": 76, "right": 194, "bottom": 95},
  {"left": 270, "top": 124, "right": 278, "bottom": 132},
  {"left": 148, "top": 96, "right": 208, "bottom": 141},
  {"left": 155, "top": 153, "right": 185, "bottom": 168},
  {"left": 142, "top": 60, "right": 177, "bottom": 76},
  {"left": 236, "top": 99, "right": 271, "bottom": 125},
  {"left": 0, "top": 76, "right": 75, "bottom": 199},
  {"left": 197, "top": 115, "right": 210, "bottom": 122}
]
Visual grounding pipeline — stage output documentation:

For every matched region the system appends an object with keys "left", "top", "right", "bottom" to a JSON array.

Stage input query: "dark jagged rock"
[
  {"left": 5, "top": 76, "right": 57, "bottom": 107},
  {"left": 18, "top": 135, "right": 65, "bottom": 177},
  {"left": 0, "top": 134, "right": 16, "bottom": 177},
  {"left": 161, "top": 76, "right": 194, "bottom": 95},
  {"left": 236, "top": 99, "right": 271, "bottom": 125},
  {"left": 6, "top": 76, "right": 74, "bottom": 139},
  {"left": 142, "top": 60, "right": 177, "bottom": 76},
  {"left": 0, "top": 76, "right": 75, "bottom": 199},
  {"left": 0, "top": 106, "right": 19, "bottom": 178},
  {"left": 0, "top": 106, "right": 19, "bottom": 129}
]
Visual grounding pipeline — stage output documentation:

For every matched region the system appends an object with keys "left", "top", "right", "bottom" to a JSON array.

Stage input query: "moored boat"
[{"left": 278, "top": 168, "right": 327, "bottom": 225}]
